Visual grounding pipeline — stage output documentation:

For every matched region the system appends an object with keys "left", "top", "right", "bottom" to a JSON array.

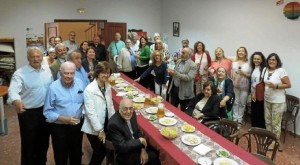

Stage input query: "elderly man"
[
  {"left": 57, "top": 50, "right": 90, "bottom": 89},
  {"left": 175, "top": 38, "right": 192, "bottom": 61},
  {"left": 50, "top": 43, "right": 67, "bottom": 80},
  {"left": 117, "top": 39, "right": 137, "bottom": 79},
  {"left": 8, "top": 47, "right": 53, "bottom": 165},
  {"left": 150, "top": 33, "right": 168, "bottom": 53},
  {"left": 62, "top": 31, "right": 78, "bottom": 52},
  {"left": 107, "top": 32, "right": 125, "bottom": 72},
  {"left": 44, "top": 61, "right": 84, "bottom": 165},
  {"left": 130, "top": 32, "right": 140, "bottom": 52},
  {"left": 107, "top": 98, "right": 160, "bottom": 165},
  {"left": 167, "top": 47, "right": 197, "bottom": 111},
  {"left": 54, "top": 36, "right": 62, "bottom": 46}
]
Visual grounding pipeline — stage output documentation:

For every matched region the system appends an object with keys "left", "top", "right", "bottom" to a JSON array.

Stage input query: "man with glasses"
[
  {"left": 107, "top": 98, "right": 160, "bottom": 165},
  {"left": 44, "top": 61, "right": 84, "bottom": 165}
]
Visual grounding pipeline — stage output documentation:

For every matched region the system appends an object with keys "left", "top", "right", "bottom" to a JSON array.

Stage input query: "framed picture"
[{"left": 173, "top": 22, "right": 180, "bottom": 37}]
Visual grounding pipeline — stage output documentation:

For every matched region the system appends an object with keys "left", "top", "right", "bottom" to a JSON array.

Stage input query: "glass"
[
  {"left": 157, "top": 103, "right": 165, "bottom": 118},
  {"left": 144, "top": 94, "right": 151, "bottom": 107},
  {"left": 109, "top": 75, "right": 116, "bottom": 86}
]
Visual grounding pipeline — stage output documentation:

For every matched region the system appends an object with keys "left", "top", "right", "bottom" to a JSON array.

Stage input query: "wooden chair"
[
  {"left": 105, "top": 139, "right": 116, "bottom": 165},
  {"left": 282, "top": 94, "right": 300, "bottom": 143},
  {"left": 219, "top": 118, "right": 239, "bottom": 143},
  {"left": 243, "top": 127, "right": 279, "bottom": 163}
]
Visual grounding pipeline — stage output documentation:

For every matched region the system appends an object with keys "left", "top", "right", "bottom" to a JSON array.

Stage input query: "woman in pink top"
[{"left": 210, "top": 47, "right": 232, "bottom": 78}]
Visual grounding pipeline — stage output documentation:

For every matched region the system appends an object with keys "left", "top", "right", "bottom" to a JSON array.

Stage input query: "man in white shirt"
[
  {"left": 8, "top": 47, "right": 53, "bottom": 165},
  {"left": 62, "top": 31, "right": 78, "bottom": 52},
  {"left": 117, "top": 39, "right": 136, "bottom": 79},
  {"left": 130, "top": 32, "right": 140, "bottom": 52}
]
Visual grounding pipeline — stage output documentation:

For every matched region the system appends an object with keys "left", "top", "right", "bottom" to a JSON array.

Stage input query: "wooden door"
[
  {"left": 103, "top": 22, "right": 127, "bottom": 48},
  {"left": 44, "top": 22, "right": 59, "bottom": 48}
]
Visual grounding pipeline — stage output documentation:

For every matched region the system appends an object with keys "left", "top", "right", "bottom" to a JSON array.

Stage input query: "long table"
[{"left": 112, "top": 73, "right": 266, "bottom": 165}]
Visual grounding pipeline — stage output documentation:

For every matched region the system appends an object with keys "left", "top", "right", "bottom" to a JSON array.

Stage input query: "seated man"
[{"left": 107, "top": 98, "right": 160, "bottom": 165}]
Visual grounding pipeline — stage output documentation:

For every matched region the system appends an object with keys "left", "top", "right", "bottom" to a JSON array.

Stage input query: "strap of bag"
[
  {"left": 260, "top": 67, "right": 267, "bottom": 82},
  {"left": 197, "top": 53, "right": 204, "bottom": 73},
  {"left": 115, "top": 42, "right": 119, "bottom": 55}
]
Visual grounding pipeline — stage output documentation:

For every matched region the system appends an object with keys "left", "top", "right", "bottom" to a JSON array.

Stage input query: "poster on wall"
[{"left": 26, "top": 33, "right": 45, "bottom": 52}]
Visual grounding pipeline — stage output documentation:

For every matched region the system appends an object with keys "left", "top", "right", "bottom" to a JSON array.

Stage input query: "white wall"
[
  {"left": 161, "top": 0, "right": 300, "bottom": 134},
  {"left": 0, "top": 0, "right": 161, "bottom": 68}
]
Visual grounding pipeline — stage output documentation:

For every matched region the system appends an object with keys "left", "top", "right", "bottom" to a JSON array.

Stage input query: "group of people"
[{"left": 8, "top": 31, "right": 291, "bottom": 164}]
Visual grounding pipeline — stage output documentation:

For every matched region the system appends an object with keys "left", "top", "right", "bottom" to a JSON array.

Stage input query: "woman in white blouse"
[
  {"left": 231, "top": 47, "right": 251, "bottom": 126},
  {"left": 191, "top": 41, "right": 212, "bottom": 95},
  {"left": 81, "top": 61, "right": 115, "bottom": 165},
  {"left": 250, "top": 52, "right": 266, "bottom": 128}
]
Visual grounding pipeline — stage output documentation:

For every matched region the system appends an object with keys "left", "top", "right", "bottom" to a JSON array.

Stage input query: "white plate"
[
  {"left": 126, "top": 90, "right": 139, "bottom": 96},
  {"left": 181, "top": 134, "right": 201, "bottom": 146},
  {"left": 216, "top": 149, "right": 231, "bottom": 158},
  {"left": 158, "top": 117, "right": 177, "bottom": 126},
  {"left": 132, "top": 97, "right": 145, "bottom": 103},
  {"left": 198, "top": 157, "right": 212, "bottom": 165},
  {"left": 165, "top": 112, "right": 174, "bottom": 117},
  {"left": 213, "top": 158, "right": 238, "bottom": 165},
  {"left": 117, "top": 86, "right": 125, "bottom": 90},
  {"left": 137, "top": 93, "right": 145, "bottom": 97},
  {"left": 147, "top": 115, "right": 157, "bottom": 121},
  {"left": 145, "top": 107, "right": 158, "bottom": 114}
]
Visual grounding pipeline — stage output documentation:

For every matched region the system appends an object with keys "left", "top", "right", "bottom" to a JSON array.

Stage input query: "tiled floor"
[{"left": 1, "top": 104, "right": 299, "bottom": 165}]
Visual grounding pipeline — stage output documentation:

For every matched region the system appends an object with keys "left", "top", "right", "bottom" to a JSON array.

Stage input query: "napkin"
[
  {"left": 116, "top": 92, "right": 126, "bottom": 96},
  {"left": 193, "top": 144, "right": 212, "bottom": 155}
]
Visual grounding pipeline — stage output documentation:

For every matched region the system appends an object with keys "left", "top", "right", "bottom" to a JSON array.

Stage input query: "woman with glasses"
[
  {"left": 232, "top": 47, "right": 251, "bottom": 126},
  {"left": 134, "top": 50, "right": 168, "bottom": 98},
  {"left": 250, "top": 52, "right": 266, "bottom": 128},
  {"left": 81, "top": 61, "right": 115, "bottom": 165},
  {"left": 264, "top": 53, "right": 291, "bottom": 149}
]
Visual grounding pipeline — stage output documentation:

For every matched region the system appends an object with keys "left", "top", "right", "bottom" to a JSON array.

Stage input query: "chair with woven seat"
[
  {"left": 219, "top": 118, "right": 239, "bottom": 143},
  {"left": 243, "top": 127, "right": 279, "bottom": 163},
  {"left": 282, "top": 94, "right": 300, "bottom": 143}
]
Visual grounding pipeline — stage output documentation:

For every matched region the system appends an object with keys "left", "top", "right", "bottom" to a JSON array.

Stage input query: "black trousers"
[
  {"left": 251, "top": 100, "right": 266, "bottom": 128},
  {"left": 17, "top": 107, "right": 50, "bottom": 165},
  {"left": 116, "top": 145, "right": 160, "bottom": 165},
  {"left": 50, "top": 120, "right": 83, "bottom": 165},
  {"left": 136, "top": 65, "right": 150, "bottom": 89},
  {"left": 170, "top": 85, "right": 192, "bottom": 111},
  {"left": 122, "top": 70, "right": 136, "bottom": 80},
  {"left": 86, "top": 134, "right": 106, "bottom": 165}
]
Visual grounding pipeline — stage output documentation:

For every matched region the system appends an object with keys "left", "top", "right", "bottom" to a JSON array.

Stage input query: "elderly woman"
[
  {"left": 209, "top": 66, "right": 235, "bottom": 119},
  {"left": 250, "top": 52, "right": 266, "bottom": 128},
  {"left": 134, "top": 50, "right": 168, "bottom": 97},
  {"left": 82, "top": 47, "right": 98, "bottom": 81},
  {"left": 42, "top": 47, "right": 56, "bottom": 67},
  {"left": 185, "top": 81, "right": 220, "bottom": 120},
  {"left": 263, "top": 53, "right": 291, "bottom": 148},
  {"left": 232, "top": 47, "right": 251, "bottom": 125},
  {"left": 81, "top": 61, "right": 115, "bottom": 165},
  {"left": 210, "top": 47, "right": 232, "bottom": 78},
  {"left": 191, "top": 41, "right": 212, "bottom": 95}
]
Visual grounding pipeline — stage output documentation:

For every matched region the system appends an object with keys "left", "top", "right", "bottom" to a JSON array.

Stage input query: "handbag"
[{"left": 255, "top": 68, "right": 267, "bottom": 101}]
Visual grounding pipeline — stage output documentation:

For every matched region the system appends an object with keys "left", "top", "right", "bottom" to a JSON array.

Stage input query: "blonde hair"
[
  {"left": 151, "top": 50, "right": 163, "bottom": 66},
  {"left": 214, "top": 47, "right": 226, "bottom": 62}
]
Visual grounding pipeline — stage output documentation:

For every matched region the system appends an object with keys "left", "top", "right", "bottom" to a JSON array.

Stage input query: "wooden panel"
[{"left": 103, "top": 22, "right": 127, "bottom": 47}]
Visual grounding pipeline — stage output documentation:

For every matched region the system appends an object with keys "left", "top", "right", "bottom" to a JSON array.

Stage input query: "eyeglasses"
[
  {"left": 62, "top": 72, "right": 75, "bottom": 76},
  {"left": 121, "top": 107, "right": 134, "bottom": 112},
  {"left": 267, "top": 73, "right": 273, "bottom": 80}
]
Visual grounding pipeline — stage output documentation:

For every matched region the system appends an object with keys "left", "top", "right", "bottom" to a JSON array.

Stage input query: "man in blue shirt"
[
  {"left": 44, "top": 61, "right": 84, "bottom": 165},
  {"left": 8, "top": 47, "right": 53, "bottom": 165}
]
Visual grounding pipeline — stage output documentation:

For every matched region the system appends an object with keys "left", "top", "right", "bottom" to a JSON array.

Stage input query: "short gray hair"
[
  {"left": 66, "top": 50, "right": 81, "bottom": 61},
  {"left": 27, "top": 47, "right": 42, "bottom": 59},
  {"left": 55, "top": 43, "right": 66, "bottom": 53}
]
